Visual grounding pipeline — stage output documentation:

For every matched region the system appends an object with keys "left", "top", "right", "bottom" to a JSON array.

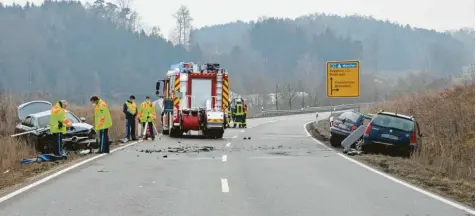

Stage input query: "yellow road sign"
[{"left": 326, "top": 60, "right": 360, "bottom": 98}]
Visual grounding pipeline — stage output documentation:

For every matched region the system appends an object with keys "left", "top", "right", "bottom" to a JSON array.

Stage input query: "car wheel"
[{"left": 330, "top": 134, "right": 341, "bottom": 147}]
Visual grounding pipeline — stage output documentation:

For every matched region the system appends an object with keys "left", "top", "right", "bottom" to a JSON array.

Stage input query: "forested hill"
[
  {"left": 0, "top": 0, "right": 474, "bottom": 105},
  {"left": 0, "top": 0, "right": 202, "bottom": 103},
  {"left": 193, "top": 15, "right": 475, "bottom": 75}
]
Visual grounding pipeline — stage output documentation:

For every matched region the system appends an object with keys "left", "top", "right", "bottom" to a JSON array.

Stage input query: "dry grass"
[
  {"left": 365, "top": 84, "right": 475, "bottom": 184},
  {"left": 311, "top": 84, "right": 475, "bottom": 207},
  {"left": 0, "top": 94, "right": 162, "bottom": 191}
]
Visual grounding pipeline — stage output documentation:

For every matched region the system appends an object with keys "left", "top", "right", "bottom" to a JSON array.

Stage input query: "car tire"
[{"left": 330, "top": 134, "right": 341, "bottom": 147}]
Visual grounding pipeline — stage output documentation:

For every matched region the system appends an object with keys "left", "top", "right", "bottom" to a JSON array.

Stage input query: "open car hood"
[{"left": 17, "top": 100, "right": 52, "bottom": 121}]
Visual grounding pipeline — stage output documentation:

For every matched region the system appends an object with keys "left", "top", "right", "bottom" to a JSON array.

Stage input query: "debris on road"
[
  {"left": 97, "top": 169, "right": 108, "bottom": 172},
  {"left": 344, "top": 148, "right": 363, "bottom": 156},
  {"left": 137, "top": 146, "right": 216, "bottom": 154}
]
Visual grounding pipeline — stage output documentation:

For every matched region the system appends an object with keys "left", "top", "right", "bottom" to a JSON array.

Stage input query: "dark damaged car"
[{"left": 14, "top": 100, "right": 97, "bottom": 153}]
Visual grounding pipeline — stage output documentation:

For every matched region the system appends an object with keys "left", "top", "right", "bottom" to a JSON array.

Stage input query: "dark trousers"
[
  {"left": 53, "top": 133, "right": 63, "bottom": 156},
  {"left": 99, "top": 128, "right": 109, "bottom": 153},
  {"left": 125, "top": 118, "right": 136, "bottom": 140},
  {"left": 142, "top": 122, "right": 155, "bottom": 139}
]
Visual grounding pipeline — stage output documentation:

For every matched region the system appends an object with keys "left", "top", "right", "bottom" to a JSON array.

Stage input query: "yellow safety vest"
[
  {"left": 94, "top": 98, "right": 113, "bottom": 131},
  {"left": 125, "top": 100, "right": 137, "bottom": 115},
  {"left": 235, "top": 104, "right": 243, "bottom": 116},
  {"left": 49, "top": 102, "right": 72, "bottom": 133},
  {"left": 138, "top": 101, "right": 156, "bottom": 123}
]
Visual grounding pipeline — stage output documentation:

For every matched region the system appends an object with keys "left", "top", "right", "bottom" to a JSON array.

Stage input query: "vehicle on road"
[
  {"left": 329, "top": 111, "right": 371, "bottom": 147},
  {"left": 361, "top": 111, "right": 422, "bottom": 157},
  {"left": 157, "top": 62, "right": 228, "bottom": 138},
  {"left": 14, "top": 100, "right": 97, "bottom": 153}
]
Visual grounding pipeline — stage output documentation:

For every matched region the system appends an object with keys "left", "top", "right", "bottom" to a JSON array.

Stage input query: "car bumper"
[
  {"left": 362, "top": 140, "right": 417, "bottom": 150},
  {"left": 330, "top": 127, "right": 351, "bottom": 137}
]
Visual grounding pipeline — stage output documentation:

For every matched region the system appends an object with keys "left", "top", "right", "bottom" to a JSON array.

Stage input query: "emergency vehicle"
[{"left": 156, "top": 62, "right": 230, "bottom": 138}]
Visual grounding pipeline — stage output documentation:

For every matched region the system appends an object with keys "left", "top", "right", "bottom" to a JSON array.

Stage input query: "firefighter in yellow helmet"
[
  {"left": 90, "top": 96, "right": 112, "bottom": 153},
  {"left": 49, "top": 100, "right": 73, "bottom": 156},
  {"left": 138, "top": 96, "right": 157, "bottom": 140}
]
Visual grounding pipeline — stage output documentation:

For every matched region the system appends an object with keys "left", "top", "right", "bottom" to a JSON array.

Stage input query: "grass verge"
[{"left": 308, "top": 84, "right": 475, "bottom": 207}]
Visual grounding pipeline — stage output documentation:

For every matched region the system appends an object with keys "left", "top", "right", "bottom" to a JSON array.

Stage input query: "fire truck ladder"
[{"left": 215, "top": 72, "right": 223, "bottom": 111}]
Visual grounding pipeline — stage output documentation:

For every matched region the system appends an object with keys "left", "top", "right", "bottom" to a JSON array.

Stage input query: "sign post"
[{"left": 326, "top": 60, "right": 360, "bottom": 98}]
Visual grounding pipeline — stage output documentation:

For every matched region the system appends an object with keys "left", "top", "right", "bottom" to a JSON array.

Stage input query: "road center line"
[
  {"left": 232, "top": 136, "right": 237, "bottom": 139},
  {"left": 222, "top": 155, "right": 227, "bottom": 162},
  {"left": 221, "top": 178, "right": 229, "bottom": 193},
  {"left": 240, "top": 130, "right": 245, "bottom": 132}
]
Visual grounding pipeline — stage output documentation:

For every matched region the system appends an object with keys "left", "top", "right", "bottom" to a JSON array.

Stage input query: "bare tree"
[
  {"left": 172, "top": 5, "right": 193, "bottom": 47},
  {"left": 274, "top": 80, "right": 282, "bottom": 110},
  {"left": 283, "top": 83, "right": 297, "bottom": 110},
  {"left": 296, "top": 53, "right": 319, "bottom": 106},
  {"left": 150, "top": 26, "right": 162, "bottom": 37},
  {"left": 114, "top": 0, "right": 133, "bottom": 11}
]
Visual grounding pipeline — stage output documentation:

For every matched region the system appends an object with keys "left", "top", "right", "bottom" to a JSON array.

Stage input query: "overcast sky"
[{"left": 1, "top": 0, "right": 474, "bottom": 39}]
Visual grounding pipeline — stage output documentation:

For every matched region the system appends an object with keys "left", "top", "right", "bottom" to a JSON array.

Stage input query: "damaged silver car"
[{"left": 14, "top": 100, "right": 97, "bottom": 153}]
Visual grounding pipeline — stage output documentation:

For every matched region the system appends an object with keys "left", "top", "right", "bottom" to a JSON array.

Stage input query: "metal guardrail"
[{"left": 249, "top": 102, "right": 380, "bottom": 118}]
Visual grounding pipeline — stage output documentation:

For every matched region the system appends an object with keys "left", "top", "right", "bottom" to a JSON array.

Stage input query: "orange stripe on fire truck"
[
  {"left": 222, "top": 75, "right": 229, "bottom": 110},
  {"left": 174, "top": 74, "right": 180, "bottom": 108},
  {"left": 208, "top": 119, "right": 223, "bottom": 123}
]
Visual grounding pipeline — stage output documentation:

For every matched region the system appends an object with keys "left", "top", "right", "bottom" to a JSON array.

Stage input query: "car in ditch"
[
  {"left": 329, "top": 110, "right": 372, "bottom": 147},
  {"left": 361, "top": 111, "right": 423, "bottom": 157},
  {"left": 14, "top": 100, "right": 97, "bottom": 153}
]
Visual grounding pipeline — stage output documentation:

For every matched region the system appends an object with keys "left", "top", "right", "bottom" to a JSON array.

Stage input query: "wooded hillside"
[{"left": 0, "top": 1, "right": 473, "bottom": 107}]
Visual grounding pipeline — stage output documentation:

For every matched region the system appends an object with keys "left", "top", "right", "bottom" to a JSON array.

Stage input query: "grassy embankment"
[
  {"left": 0, "top": 95, "right": 159, "bottom": 191},
  {"left": 312, "top": 84, "right": 475, "bottom": 207}
]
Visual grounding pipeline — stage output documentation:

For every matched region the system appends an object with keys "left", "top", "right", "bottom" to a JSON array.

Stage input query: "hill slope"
[{"left": 194, "top": 14, "right": 475, "bottom": 75}]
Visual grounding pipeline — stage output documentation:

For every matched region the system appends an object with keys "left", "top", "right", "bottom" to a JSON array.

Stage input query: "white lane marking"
[
  {"left": 221, "top": 178, "right": 229, "bottom": 192},
  {"left": 226, "top": 143, "right": 231, "bottom": 147},
  {"left": 232, "top": 136, "right": 237, "bottom": 139},
  {"left": 240, "top": 130, "right": 245, "bottom": 132},
  {"left": 303, "top": 123, "right": 332, "bottom": 151},
  {"left": 0, "top": 139, "right": 144, "bottom": 204},
  {"left": 303, "top": 122, "right": 475, "bottom": 215},
  {"left": 222, "top": 155, "right": 227, "bottom": 162}
]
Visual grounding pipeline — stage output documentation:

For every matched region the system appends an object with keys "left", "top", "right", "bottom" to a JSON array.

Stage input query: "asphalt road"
[{"left": 0, "top": 112, "right": 472, "bottom": 216}]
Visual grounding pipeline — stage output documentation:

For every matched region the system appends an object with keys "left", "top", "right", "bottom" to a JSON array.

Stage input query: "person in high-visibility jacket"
[
  {"left": 49, "top": 100, "right": 73, "bottom": 156},
  {"left": 123, "top": 95, "right": 137, "bottom": 141},
  {"left": 243, "top": 103, "right": 248, "bottom": 128},
  {"left": 90, "top": 96, "right": 113, "bottom": 154},
  {"left": 225, "top": 107, "right": 232, "bottom": 128},
  {"left": 234, "top": 102, "right": 244, "bottom": 128},
  {"left": 138, "top": 96, "right": 156, "bottom": 140}
]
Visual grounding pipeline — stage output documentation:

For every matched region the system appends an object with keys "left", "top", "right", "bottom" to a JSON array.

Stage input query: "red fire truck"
[{"left": 156, "top": 62, "right": 230, "bottom": 138}]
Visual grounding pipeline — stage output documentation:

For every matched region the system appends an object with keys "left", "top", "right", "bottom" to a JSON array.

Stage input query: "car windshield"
[
  {"left": 338, "top": 112, "right": 361, "bottom": 124},
  {"left": 372, "top": 114, "right": 414, "bottom": 132},
  {"left": 37, "top": 112, "right": 80, "bottom": 128}
]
